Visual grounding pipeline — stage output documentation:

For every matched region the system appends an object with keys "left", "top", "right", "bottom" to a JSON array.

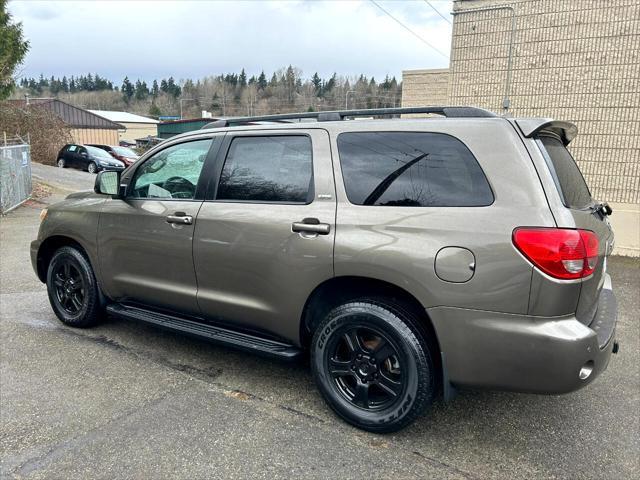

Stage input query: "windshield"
[
  {"left": 112, "top": 146, "right": 138, "bottom": 157},
  {"left": 86, "top": 146, "right": 114, "bottom": 159}
]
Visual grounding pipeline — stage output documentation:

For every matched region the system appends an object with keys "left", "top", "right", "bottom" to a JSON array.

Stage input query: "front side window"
[
  {"left": 130, "top": 139, "right": 212, "bottom": 199},
  {"left": 216, "top": 136, "right": 313, "bottom": 203},
  {"left": 537, "top": 135, "right": 592, "bottom": 209},
  {"left": 337, "top": 132, "right": 493, "bottom": 207}
]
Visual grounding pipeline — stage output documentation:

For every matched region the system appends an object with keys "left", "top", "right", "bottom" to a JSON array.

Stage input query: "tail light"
[{"left": 513, "top": 228, "right": 599, "bottom": 279}]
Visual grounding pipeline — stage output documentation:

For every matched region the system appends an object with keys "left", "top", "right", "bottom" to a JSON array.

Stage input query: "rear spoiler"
[{"left": 514, "top": 119, "right": 578, "bottom": 146}]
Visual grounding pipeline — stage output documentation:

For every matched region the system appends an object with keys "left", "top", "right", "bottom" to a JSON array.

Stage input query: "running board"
[{"left": 106, "top": 304, "right": 302, "bottom": 360}]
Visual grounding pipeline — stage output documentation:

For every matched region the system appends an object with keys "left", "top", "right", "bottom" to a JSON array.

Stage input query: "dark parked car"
[
  {"left": 34, "top": 107, "right": 617, "bottom": 432},
  {"left": 56, "top": 144, "right": 125, "bottom": 174},
  {"left": 88, "top": 144, "right": 139, "bottom": 167}
]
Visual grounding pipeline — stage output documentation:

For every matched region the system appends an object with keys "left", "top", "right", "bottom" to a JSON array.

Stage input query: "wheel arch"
[
  {"left": 300, "top": 276, "right": 441, "bottom": 353},
  {"left": 36, "top": 235, "right": 90, "bottom": 282}
]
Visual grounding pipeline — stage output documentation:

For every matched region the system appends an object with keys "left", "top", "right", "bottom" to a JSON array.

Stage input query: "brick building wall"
[
  {"left": 401, "top": 69, "right": 450, "bottom": 110},
  {"left": 402, "top": 0, "right": 639, "bottom": 255}
]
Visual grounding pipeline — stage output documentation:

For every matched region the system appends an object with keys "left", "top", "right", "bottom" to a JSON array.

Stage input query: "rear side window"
[
  {"left": 537, "top": 135, "right": 592, "bottom": 209},
  {"left": 337, "top": 132, "right": 493, "bottom": 206},
  {"left": 216, "top": 136, "right": 313, "bottom": 203}
]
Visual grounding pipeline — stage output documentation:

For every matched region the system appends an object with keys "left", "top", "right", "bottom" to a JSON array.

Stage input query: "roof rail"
[{"left": 201, "top": 106, "right": 496, "bottom": 129}]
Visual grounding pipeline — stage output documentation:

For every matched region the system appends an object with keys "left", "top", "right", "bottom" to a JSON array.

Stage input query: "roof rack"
[{"left": 201, "top": 106, "right": 496, "bottom": 129}]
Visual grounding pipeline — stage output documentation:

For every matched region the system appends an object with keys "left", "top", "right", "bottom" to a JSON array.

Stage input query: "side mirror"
[
  {"left": 95, "top": 170, "right": 121, "bottom": 196},
  {"left": 80, "top": 151, "right": 88, "bottom": 157}
]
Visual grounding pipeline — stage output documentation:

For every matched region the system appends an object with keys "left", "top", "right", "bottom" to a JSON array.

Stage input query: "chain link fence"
[{"left": 1, "top": 134, "right": 32, "bottom": 214}]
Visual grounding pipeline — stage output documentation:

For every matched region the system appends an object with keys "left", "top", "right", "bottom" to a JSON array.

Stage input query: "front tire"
[
  {"left": 87, "top": 162, "right": 97, "bottom": 174},
  {"left": 57, "top": 158, "right": 65, "bottom": 168},
  {"left": 311, "top": 299, "right": 436, "bottom": 433},
  {"left": 46, "top": 246, "right": 103, "bottom": 328}
]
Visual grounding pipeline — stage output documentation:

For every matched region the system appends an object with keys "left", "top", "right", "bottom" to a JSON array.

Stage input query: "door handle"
[
  {"left": 166, "top": 213, "right": 193, "bottom": 225},
  {"left": 292, "top": 219, "right": 331, "bottom": 235}
]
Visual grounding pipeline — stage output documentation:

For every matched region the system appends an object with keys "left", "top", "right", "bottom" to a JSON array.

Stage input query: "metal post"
[
  {"left": 452, "top": 5, "right": 517, "bottom": 114},
  {"left": 345, "top": 90, "right": 357, "bottom": 109}
]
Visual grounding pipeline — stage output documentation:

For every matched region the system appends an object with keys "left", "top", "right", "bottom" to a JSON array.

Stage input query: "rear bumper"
[{"left": 428, "top": 276, "right": 617, "bottom": 394}]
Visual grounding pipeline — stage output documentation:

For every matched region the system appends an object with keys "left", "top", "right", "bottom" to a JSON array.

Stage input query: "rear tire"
[
  {"left": 311, "top": 299, "right": 436, "bottom": 433},
  {"left": 46, "top": 246, "right": 104, "bottom": 328},
  {"left": 87, "top": 162, "right": 97, "bottom": 174},
  {"left": 57, "top": 158, "right": 65, "bottom": 168}
]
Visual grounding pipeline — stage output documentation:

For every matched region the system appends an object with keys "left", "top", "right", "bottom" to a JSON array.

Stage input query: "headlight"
[{"left": 39, "top": 208, "right": 48, "bottom": 222}]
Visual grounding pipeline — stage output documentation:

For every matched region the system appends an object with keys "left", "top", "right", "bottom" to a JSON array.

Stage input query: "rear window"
[
  {"left": 85, "top": 146, "right": 113, "bottom": 159},
  {"left": 337, "top": 132, "right": 493, "bottom": 207},
  {"left": 537, "top": 135, "right": 592, "bottom": 209}
]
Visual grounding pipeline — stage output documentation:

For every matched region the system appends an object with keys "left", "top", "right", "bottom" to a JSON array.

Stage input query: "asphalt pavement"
[{"left": 0, "top": 164, "right": 638, "bottom": 479}]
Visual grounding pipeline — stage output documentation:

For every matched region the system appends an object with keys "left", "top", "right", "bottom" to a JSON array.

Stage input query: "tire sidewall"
[
  {"left": 312, "top": 303, "right": 431, "bottom": 431},
  {"left": 88, "top": 162, "right": 97, "bottom": 174},
  {"left": 46, "top": 247, "right": 99, "bottom": 327},
  {"left": 57, "top": 158, "right": 65, "bottom": 168}
]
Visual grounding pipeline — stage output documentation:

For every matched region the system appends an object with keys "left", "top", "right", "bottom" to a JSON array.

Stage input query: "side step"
[{"left": 106, "top": 304, "right": 302, "bottom": 360}]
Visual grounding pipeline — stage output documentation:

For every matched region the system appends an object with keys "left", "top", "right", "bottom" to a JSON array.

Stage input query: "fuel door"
[{"left": 435, "top": 247, "right": 476, "bottom": 283}]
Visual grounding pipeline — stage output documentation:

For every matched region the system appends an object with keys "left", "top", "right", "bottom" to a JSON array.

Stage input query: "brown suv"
[{"left": 31, "top": 107, "right": 618, "bottom": 432}]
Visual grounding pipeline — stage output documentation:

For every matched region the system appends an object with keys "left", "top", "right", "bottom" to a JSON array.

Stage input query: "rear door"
[
  {"left": 97, "top": 136, "right": 220, "bottom": 315},
  {"left": 193, "top": 129, "right": 335, "bottom": 343},
  {"left": 65, "top": 145, "right": 80, "bottom": 167},
  {"left": 535, "top": 133, "right": 614, "bottom": 321}
]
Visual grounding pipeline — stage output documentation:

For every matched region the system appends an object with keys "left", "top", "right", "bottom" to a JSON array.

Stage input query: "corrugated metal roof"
[
  {"left": 7, "top": 99, "right": 122, "bottom": 129},
  {"left": 88, "top": 110, "right": 160, "bottom": 124}
]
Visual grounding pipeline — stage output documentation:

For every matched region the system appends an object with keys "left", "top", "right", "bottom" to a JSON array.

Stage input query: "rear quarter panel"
[{"left": 330, "top": 119, "right": 555, "bottom": 314}]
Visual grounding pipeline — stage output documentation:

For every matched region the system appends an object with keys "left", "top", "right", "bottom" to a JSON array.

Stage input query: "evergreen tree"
[
  {"left": 151, "top": 79, "right": 159, "bottom": 97},
  {"left": 239, "top": 68, "right": 247, "bottom": 88},
  {"left": 148, "top": 102, "right": 161, "bottom": 116},
  {"left": 257, "top": 71, "right": 267, "bottom": 90},
  {"left": 166, "top": 76, "right": 180, "bottom": 97},
  {"left": 121, "top": 76, "right": 134, "bottom": 103},
  {"left": 311, "top": 72, "right": 322, "bottom": 96}
]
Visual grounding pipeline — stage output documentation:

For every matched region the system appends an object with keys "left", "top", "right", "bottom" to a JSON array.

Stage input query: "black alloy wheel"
[
  {"left": 51, "top": 261, "right": 85, "bottom": 315},
  {"left": 311, "top": 300, "right": 436, "bottom": 433},
  {"left": 46, "top": 246, "right": 104, "bottom": 328},
  {"left": 327, "top": 326, "right": 403, "bottom": 410}
]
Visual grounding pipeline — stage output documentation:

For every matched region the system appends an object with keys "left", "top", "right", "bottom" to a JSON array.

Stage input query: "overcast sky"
[{"left": 9, "top": 0, "right": 452, "bottom": 83}]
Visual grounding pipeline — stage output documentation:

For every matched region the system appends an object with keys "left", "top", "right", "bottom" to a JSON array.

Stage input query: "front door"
[
  {"left": 97, "top": 137, "right": 218, "bottom": 315},
  {"left": 193, "top": 130, "right": 336, "bottom": 343}
]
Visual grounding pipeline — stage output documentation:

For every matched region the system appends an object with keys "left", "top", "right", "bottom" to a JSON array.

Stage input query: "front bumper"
[
  {"left": 30, "top": 239, "right": 42, "bottom": 281},
  {"left": 429, "top": 276, "right": 617, "bottom": 394}
]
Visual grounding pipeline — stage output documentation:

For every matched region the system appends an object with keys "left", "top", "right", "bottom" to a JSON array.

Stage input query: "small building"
[
  {"left": 8, "top": 98, "right": 122, "bottom": 145},
  {"left": 157, "top": 118, "right": 217, "bottom": 139},
  {"left": 89, "top": 110, "right": 159, "bottom": 143},
  {"left": 135, "top": 136, "right": 164, "bottom": 150}
]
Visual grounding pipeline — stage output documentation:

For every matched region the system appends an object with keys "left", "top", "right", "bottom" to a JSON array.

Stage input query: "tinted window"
[
  {"left": 86, "top": 146, "right": 112, "bottom": 159},
  {"left": 537, "top": 135, "right": 592, "bottom": 209},
  {"left": 113, "top": 146, "right": 137, "bottom": 157},
  {"left": 337, "top": 132, "right": 493, "bottom": 206},
  {"left": 131, "top": 139, "right": 211, "bottom": 199},
  {"left": 216, "top": 136, "right": 312, "bottom": 203}
]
